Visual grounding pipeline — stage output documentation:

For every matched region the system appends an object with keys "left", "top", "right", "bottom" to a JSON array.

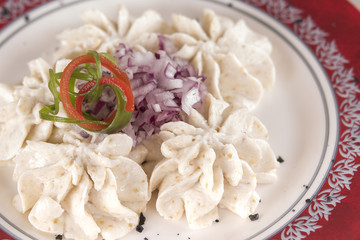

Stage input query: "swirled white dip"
[{"left": 0, "top": 4, "right": 278, "bottom": 239}]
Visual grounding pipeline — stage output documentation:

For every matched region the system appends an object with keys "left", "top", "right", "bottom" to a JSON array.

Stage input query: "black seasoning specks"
[
  {"left": 249, "top": 213, "right": 259, "bottom": 221},
  {"left": 354, "top": 77, "right": 359, "bottom": 83},
  {"left": 295, "top": 19, "right": 303, "bottom": 25},
  {"left": 277, "top": 156, "right": 285, "bottom": 163},
  {"left": 139, "top": 212, "right": 146, "bottom": 225},
  {"left": 326, "top": 196, "right": 333, "bottom": 203},
  {"left": 136, "top": 212, "right": 146, "bottom": 233},
  {"left": 215, "top": 219, "right": 219, "bottom": 223},
  {"left": 305, "top": 198, "right": 311, "bottom": 204},
  {"left": 55, "top": 234, "right": 63, "bottom": 240},
  {"left": 136, "top": 225, "right": 144, "bottom": 233},
  {"left": 1, "top": 7, "right": 10, "bottom": 19}
]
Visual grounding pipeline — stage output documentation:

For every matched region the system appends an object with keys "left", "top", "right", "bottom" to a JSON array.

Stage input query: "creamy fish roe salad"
[{"left": 0, "top": 4, "right": 279, "bottom": 240}]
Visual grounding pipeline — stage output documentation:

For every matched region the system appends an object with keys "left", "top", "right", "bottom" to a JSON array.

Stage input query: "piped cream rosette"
[
  {"left": 149, "top": 94, "right": 279, "bottom": 229},
  {"left": 0, "top": 57, "right": 150, "bottom": 239},
  {"left": 55, "top": 6, "right": 275, "bottom": 110},
  {"left": 12, "top": 136, "right": 149, "bottom": 239}
]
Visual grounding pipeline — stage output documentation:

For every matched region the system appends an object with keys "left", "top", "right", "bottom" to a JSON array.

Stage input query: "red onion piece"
[{"left": 110, "top": 36, "right": 207, "bottom": 145}]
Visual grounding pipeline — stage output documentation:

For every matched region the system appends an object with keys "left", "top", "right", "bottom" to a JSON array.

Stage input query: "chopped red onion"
[
  {"left": 158, "top": 34, "right": 178, "bottom": 55},
  {"left": 110, "top": 36, "right": 207, "bottom": 145},
  {"left": 164, "top": 63, "right": 177, "bottom": 78},
  {"left": 152, "top": 104, "right": 161, "bottom": 113},
  {"left": 80, "top": 130, "right": 90, "bottom": 139},
  {"left": 81, "top": 86, "right": 116, "bottom": 121}
]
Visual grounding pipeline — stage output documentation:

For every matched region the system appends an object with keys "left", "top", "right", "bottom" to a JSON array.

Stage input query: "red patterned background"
[{"left": 0, "top": 0, "right": 359, "bottom": 239}]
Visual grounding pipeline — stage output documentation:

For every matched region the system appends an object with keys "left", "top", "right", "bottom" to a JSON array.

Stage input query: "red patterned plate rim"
[{"left": 0, "top": 0, "right": 359, "bottom": 239}]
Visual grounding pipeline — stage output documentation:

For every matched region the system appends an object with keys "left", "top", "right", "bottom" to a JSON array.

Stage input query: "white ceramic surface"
[{"left": 0, "top": 0, "right": 338, "bottom": 239}]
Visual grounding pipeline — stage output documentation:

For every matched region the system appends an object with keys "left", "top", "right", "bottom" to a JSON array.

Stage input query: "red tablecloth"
[
  {"left": 0, "top": 0, "right": 359, "bottom": 239},
  {"left": 267, "top": 1, "right": 360, "bottom": 239}
]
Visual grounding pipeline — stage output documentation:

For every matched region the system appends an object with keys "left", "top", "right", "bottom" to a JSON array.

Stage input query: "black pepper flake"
[
  {"left": 259, "top": 199, "right": 262, "bottom": 203},
  {"left": 55, "top": 235, "right": 63, "bottom": 240},
  {"left": 295, "top": 19, "right": 303, "bottom": 25},
  {"left": 227, "top": 3, "right": 233, "bottom": 8},
  {"left": 24, "top": 14, "right": 29, "bottom": 22},
  {"left": 249, "top": 213, "right": 259, "bottom": 221},
  {"left": 354, "top": 77, "right": 359, "bottom": 83},
  {"left": 177, "top": 233, "right": 180, "bottom": 236},
  {"left": 144, "top": 238, "right": 148, "bottom": 240},
  {"left": 303, "top": 185, "right": 309, "bottom": 189},
  {"left": 326, "top": 196, "right": 333, "bottom": 202},
  {"left": 277, "top": 156, "right": 285, "bottom": 163},
  {"left": 139, "top": 212, "right": 146, "bottom": 225},
  {"left": 305, "top": 198, "right": 311, "bottom": 204},
  {"left": 136, "top": 225, "right": 144, "bottom": 233},
  {"left": 292, "top": 209, "right": 295, "bottom": 212},
  {"left": 136, "top": 212, "right": 146, "bottom": 233},
  {"left": 2, "top": 7, "right": 10, "bottom": 16},
  {"left": 215, "top": 219, "right": 220, "bottom": 223}
]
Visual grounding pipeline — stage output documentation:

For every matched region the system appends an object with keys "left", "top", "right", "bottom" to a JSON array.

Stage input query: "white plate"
[{"left": 0, "top": 0, "right": 338, "bottom": 239}]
